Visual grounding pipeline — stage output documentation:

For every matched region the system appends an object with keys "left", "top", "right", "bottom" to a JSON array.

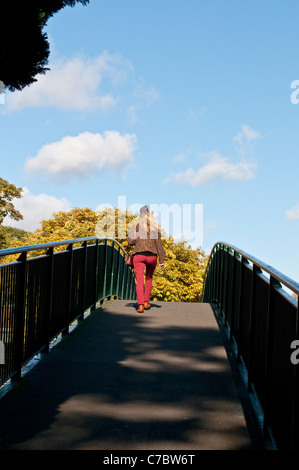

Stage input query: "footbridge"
[{"left": 0, "top": 237, "right": 298, "bottom": 451}]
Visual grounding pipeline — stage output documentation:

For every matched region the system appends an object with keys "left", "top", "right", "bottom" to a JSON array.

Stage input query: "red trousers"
[{"left": 133, "top": 254, "right": 157, "bottom": 305}]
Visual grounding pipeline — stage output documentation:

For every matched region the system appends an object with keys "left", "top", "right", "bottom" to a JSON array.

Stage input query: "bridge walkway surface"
[{"left": 0, "top": 300, "right": 266, "bottom": 451}]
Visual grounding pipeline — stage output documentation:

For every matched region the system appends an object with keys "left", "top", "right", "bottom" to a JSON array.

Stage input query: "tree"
[
  {"left": 1, "top": 226, "right": 27, "bottom": 249},
  {"left": 5, "top": 206, "right": 208, "bottom": 301},
  {"left": 0, "top": 178, "right": 23, "bottom": 248},
  {"left": 8, "top": 206, "right": 136, "bottom": 247},
  {"left": 0, "top": 1, "right": 89, "bottom": 92},
  {"left": 5, "top": 206, "right": 138, "bottom": 259},
  {"left": 151, "top": 237, "right": 208, "bottom": 302}
]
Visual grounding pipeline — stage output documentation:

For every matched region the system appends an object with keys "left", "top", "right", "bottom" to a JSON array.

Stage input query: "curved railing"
[
  {"left": 203, "top": 242, "right": 299, "bottom": 450},
  {"left": 0, "top": 237, "right": 136, "bottom": 388}
]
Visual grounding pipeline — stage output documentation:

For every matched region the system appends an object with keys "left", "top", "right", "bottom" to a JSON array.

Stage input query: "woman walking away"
[{"left": 128, "top": 205, "right": 165, "bottom": 313}]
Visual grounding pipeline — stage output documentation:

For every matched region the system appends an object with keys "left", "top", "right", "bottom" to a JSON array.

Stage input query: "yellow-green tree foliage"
[
  {"left": 6, "top": 207, "right": 208, "bottom": 301},
  {"left": 5, "top": 206, "right": 138, "bottom": 260},
  {"left": 0, "top": 178, "right": 23, "bottom": 248},
  {"left": 151, "top": 237, "right": 208, "bottom": 302}
]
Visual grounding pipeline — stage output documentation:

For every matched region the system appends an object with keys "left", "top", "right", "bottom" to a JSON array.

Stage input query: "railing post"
[
  {"left": 214, "top": 245, "right": 221, "bottom": 307},
  {"left": 92, "top": 239, "right": 99, "bottom": 310},
  {"left": 122, "top": 259, "right": 128, "bottom": 300},
  {"left": 236, "top": 255, "right": 248, "bottom": 361},
  {"left": 12, "top": 251, "right": 27, "bottom": 382},
  {"left": 44, "top": 247, "right": 54, "bottom": 353},
  {"left": 128, "top": 266, "right": 133, "bottom": 300},
  {"left": 213, "top": 246, "right": 219, "bottom": 303},
  {"left": 219, "top": 244, "right": 224, "bottom": 312},
  {"left": 65, "top": 243, "right": 74, "bottom": 335},
  {"left": 110, "top": 241, "right": 114, "bottom": 298},
  {"left": 263, "top": 275, "right": 280, "bottom": 440},
  {"left": 80, "top": 241, "right": 87, "bottom": 320},
  {"left": 223, "top": 247, "right": 230, "bottom": 325},
  {"left": 103, "top": 239, "right": 107, "bottom": 300},
  {"left": 228, "top": 251, "right": 237, "bottom": 342},
  {"left": 115, "top": 244, "right": 120, "bottom": 298},
  {"left": 211, "top": 246, "right": 217, "bottom": 303},
  {"left": 206, "top": 257, "right": 211, "bottom": 302},
  {"left": 247, "top": 264, "right": 262, "bottom": 391}
]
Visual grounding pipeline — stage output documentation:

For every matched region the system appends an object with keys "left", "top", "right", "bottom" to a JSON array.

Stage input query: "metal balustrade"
[
  {"left": 0, "top": 237, "right": 136, "bottom": 388},
  {"left": 3, "top": 235, "right": 299, "bottom": 449},
  {"left": 203, "top": 242, "right": 299, "bottom": 450}
]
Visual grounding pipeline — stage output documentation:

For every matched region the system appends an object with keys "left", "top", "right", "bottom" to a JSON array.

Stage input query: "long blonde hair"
[{"left": 137, "top": 205, "right": 160, "bottom": 239}]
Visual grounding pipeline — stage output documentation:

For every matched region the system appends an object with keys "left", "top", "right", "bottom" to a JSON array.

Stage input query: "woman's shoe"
[
  {"left": 144, "top": 301, "right": 150, "bottom": 310},
  {"left": 137, "top": 304, "right": 144, "bottom": 313}
]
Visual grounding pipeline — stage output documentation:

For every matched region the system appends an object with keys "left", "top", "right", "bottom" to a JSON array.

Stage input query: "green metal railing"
[
  {"left": 0, "top": 237, "right": 136, "bottom": 388},
  {"left": 203, "top": 241, "right": 299, "bottom": 450}
]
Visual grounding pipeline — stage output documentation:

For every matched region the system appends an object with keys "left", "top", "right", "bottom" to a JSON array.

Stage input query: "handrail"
[
  {"left": 203, "top": 241, "right": 299, "bottom": 450},
  {"left": 0, "top": 236, "right": 136, "bottom": 389},
  {"left": 205, "top": 241, "right": 299, "bottom": 296},
  {"left": 0, "top": 236, "right": 129, "bottom": 258}
]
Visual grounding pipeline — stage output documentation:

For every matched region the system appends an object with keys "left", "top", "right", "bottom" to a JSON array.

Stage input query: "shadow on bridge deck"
[{"left": 0, "top": 300, "right": 266, "bottom": 451}]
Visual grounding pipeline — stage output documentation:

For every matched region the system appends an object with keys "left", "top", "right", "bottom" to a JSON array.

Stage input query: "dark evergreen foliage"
[{"left": 0, "top": 1, "right": 89, "bottom": 92}]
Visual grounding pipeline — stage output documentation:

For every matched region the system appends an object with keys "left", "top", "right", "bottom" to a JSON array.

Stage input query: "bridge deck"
[{"left": 0, "top": 300, "right": 265, "bottom": 450}]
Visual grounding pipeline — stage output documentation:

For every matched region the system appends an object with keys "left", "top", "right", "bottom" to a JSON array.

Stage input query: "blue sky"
[{"left": 2, "top": 0, "right": 299, "bottom": 284}]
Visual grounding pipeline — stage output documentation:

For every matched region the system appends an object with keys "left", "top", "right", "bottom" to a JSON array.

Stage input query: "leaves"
[
  {"left": 0, "top": 1, "right": 90, "bottom": 92},
  {"left": 152, "top": 237, "right": 208, "bottom": 302},
  {"left": 0, "top": 178, "right": 23, "bottom": 249},
  {"left": 0, "top": 178, "right": 23, "bottom": 223},
  {"left": 3, "top": 206, "right": 208, "bottom": 301}
]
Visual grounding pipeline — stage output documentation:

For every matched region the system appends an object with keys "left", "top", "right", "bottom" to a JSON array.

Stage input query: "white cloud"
[
  {"left": 5, "top": 51, "right": 132, "bottom": 112},
  {"left": 25, "top": 130, "right": 137, "bottom": 182},
  {"left": 165, "top": 152, "right": 256, "bottom": 186},
  {"left": 3, "top": 51, "right": 160, "bottom": 123},
  {"left": 286, "top": 204, "right": 299, "bottom": 221},
  {"left": 4, "top": 187, "right": 70, "bottom": 232},
  {"left": 233, "top": 125, "right": 261, "bottom": 147}
]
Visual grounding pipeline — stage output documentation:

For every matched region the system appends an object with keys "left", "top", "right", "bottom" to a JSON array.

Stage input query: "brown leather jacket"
[{"left": 128, "top": 224, "right": 165, "bottom": 263}]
